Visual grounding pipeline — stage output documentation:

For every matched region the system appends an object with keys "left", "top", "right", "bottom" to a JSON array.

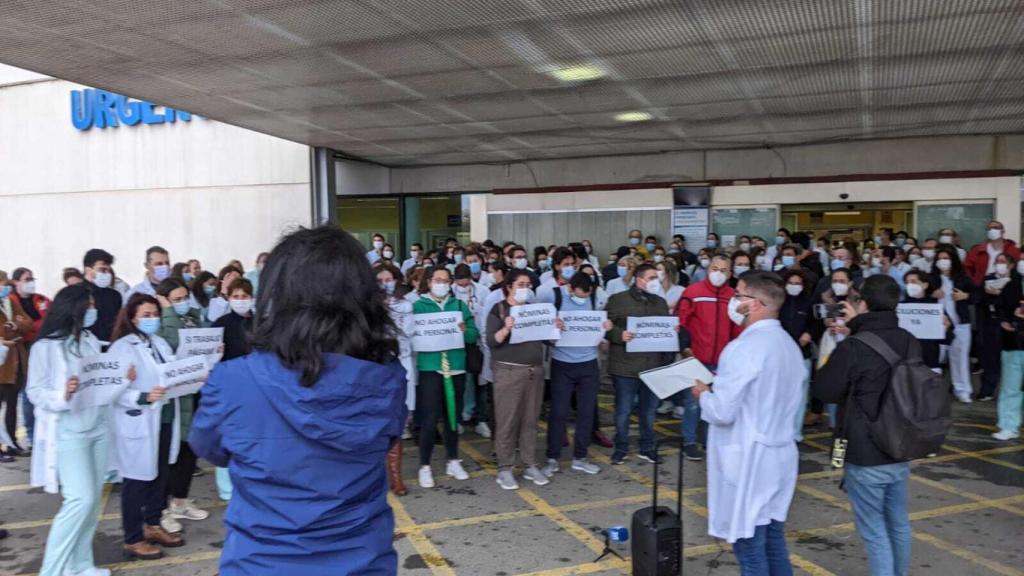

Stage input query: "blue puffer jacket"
[{"left": 189, "top": 350, "right": 408, "bottom": 575}]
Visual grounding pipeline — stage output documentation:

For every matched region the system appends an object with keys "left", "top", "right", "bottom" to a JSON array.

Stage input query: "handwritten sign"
[
  {"left": 177, "top": 328, "right": 224, "bottom": 365},
  {"left": 556, "top": 311, "right": 607, "bottom": 348},
  {"left": 896, "top": 303, "right": 945, "bottom": 340},
  {"left": 70, "top": 353, "right": 132, "bottom": 409},
  {"left": 626, "top": 316, "right": 680, "bottom": 353},
  {"left": 510, "top": 303, "right": 561, "bottom": 344},
  {"left": 158, "top": 356, "right": 211, "bottom": 400},
  {"left": 412, "top": 311, "right": 464, "bottom": 352}
]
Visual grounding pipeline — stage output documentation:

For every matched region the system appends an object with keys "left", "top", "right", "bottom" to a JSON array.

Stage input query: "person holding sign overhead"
[
  {"left": 28, "top": 284, "right": 128, "bottom": 576},
  {"left": 412, "top": 267, "right": 478, "bottom": 489},
  {"left": 605, "top": 264, "right": 680, "bottom": 466},
  {"left": 108, "top": 294, "right": 185, "bottom": 560}
]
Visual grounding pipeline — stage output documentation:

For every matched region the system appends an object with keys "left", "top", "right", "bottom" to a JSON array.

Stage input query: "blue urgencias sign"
[{"left": 71, "top": 89, "right": 195, "bottom": 131}]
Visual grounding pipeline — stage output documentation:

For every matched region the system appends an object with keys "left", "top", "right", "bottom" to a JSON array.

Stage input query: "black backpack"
[
  {"left": 553, "top": 285, "right": 596, "bottom": 311},
  {"left": 848, "top": 332, "right": 952, "bottom": 461}
]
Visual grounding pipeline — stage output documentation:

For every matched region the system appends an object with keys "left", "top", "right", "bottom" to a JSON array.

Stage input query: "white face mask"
[
  {"left": 93, "top": 272, "right": 113, "bottom": 288},
  {"left": 431, "top": 282, "right": 450, "bottom": 298},
  {"left": 644, "top": 280, "right": 663, "bottom": 295},
  {"left": 786, "top": 284, "right": 803, "bottom": 296},
  {"left": 410, "top": 250, "right": 420, "bottom": 259},
  {"left": 739, "top": 243, "right": 751, "bottom": 252},
  {"left": 734, "top": 265, "right": 750, "bottom": 275},
  {"left": 382, "top": 250, "right": 394, "bottom": 259},
  {"left": 514, "top": 258, "right": 529, "bottom": 270},
  {"left": 988, "top": 228, "right": 1003, "bottom": 241},
  {"left": 653, "top": 255, "right": 664, "bottom": 263},
  {"left": 922, "top": 249, "right": 936, "bottom": 260},
  {"left": 871, "top": 257, "right": 882, "bottom": 268},
  {"left": 514, "top": 287, "right": 533, "bottom": 304},
  {"left": 935, "top": 259, "right": 952, "bottom": 272},
  {"left": 699, "top": 258, "right": 711, "bottom": 269},
  {"left": 20, "top": 281, "right": 36, "bottom": 296},
  {"left": 996, "top": 263, "right": 1009, "bottom": 275},
  {"left": 373, "top": 240, "right": 384, "bottom": 250},
  {"left": 708, "top": 270, "right": 727, "bottom": 287},
  {"left": 905, "top": 283, "right": 925, "bottom": 298},
  {"left": 831, "top": 282, "right": 849, "bottom": 296},
  {"left": 727, "top": 297, "right": 747, "bottom": 326},
  {"left": 656, "top": 270, "right": 666, "bottom": 281},
  {"left": 229, "top": 298, "right": 253, "bottom": 316},
  {"left": 939, "top": 235, "right": 953, "bottom": 245},
  {"left": 755, "top": 256, "right": 766, "bottom": 266}
]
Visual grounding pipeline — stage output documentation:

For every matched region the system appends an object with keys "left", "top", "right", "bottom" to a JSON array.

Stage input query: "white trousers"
[{"left": 948, "top": 323, "right": 973, "bottom": 397}]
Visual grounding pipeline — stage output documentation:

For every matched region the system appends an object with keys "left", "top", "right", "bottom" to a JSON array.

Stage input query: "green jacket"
[
  {"left": 413, "top": 296, "right": 478, "bottom": 372},
  {"left": 605, "top": 287, "right": 674, "bottom": 378},
  {"left": 157, "top": 306, "right": 203, "bottom": 434}
]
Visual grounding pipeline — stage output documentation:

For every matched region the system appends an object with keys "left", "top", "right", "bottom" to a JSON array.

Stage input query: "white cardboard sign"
[
  {"left": 69, "top": 353, "right": 132, "bottom": 409},
  {"left": 626, "top": 316, "right": 680, "bottom": 353},
  {"left": 896, "top": 303, "right": 945, "bottom": 340},
  {"left": 177, "top": 327, "right": 224, "bottom": 366},
  {"left": 411, "top": 311, "right": 465, "bottom": 352},
  {"left": 510, "top": 303, "right": 561, "bottom": 344},
  {"left": 158, "top": 356, "right": 211, "bottom": 400},
  {"left": 555, "top": 311, "right": 607, "bottom": 348}
]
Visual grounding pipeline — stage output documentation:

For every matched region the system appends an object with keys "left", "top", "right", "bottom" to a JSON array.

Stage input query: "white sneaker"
[
  {"left": 160, "top": 510, "right": 183, "bottom": 534},
  {"left": 446, "top": 459, "right": 469, "bottom": 481},
  {"left": 955, "top": 392, "right": 973, "bottom": 404},
  {"left": 169, "top": 498, "right": 210, "bottom": 521},
  {"left": 418, "top": 466, "right": 435, "bottom": 488},
  {"left": 475, "top": 422, "right": 492, "bottom": 438},
  {"left": 656, "top": 400, "right": 674, "bottom": 415},
  {"left": 65, "top": 568, "right": 111, "bottom": 576},
  {"left": 992, "top": 429, "right": 1020, "bottom": 441},
  {"left": 541, "top": 458, "right": 560, "bottom": 477},
  {"left": 496, "top": 470, "right": 519, "bottom": 490},
  {"left": 401, "top": 425, "right": 413, "bottom": 440},
  {"left": 523, "top": 466, "right": 550, "bottom": 486},
  {"left": 673, "top": 406, "right": 685, "bottom": 419},
  {"left": 571, "top": 459, "right": 601, "bottom": 475},
  {"left": 457, "top": 424, "right": 465, "bottom": 434}
]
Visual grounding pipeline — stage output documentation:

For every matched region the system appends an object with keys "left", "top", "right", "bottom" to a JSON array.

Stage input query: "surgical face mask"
[
  {"left": 561, "top": 265, "right": 575, "bottom": 280},
  {"left": 782, "top": 256, "right": 795, "bottom": 268},
  {"left": 775, "top": 236, "right": 785, "bottom": 246},
  {"left": 230, "top": 299, "right": 253, "bottom": 316},
  {"left": 874, "top": 235, "right": 883, "bottom": 245},
  {"left": 203, "top": 285, "right": 216, "bottom": 297},
  {"left": 454, "top": 254, "right": 464, "bottom": 264},
  {"left": 699, "top": 258, "right": 710, "bottom": 269},
  {"left": 172, "top": 301, "right": 191, "bottom": 316},
  {"left": 773, "top": 264, "right": 785, "bottom": 272},
  {"left": 939, "top": 235, "right": 953, "bottom": 245},
  {"left": 617, "top": 266, "right": 628, "bottom": 278},
  {"left": 153, "top": 264, "right": 170, "bottom": 282},
  {"left": 706, "top": 240, "right": 718, "bottom": 249},
  {"left": 1017, "top": 261, "right": 1024, "bottom": 275},
  {"left": 653, "top": 254, "right": 664, "bottom": 263},
  {"left": 629, "top": 237, "right": 641, "bottom": 246},
  {"left": 727, "top": 297, "right": 747, "bottom": 326},
  {"left": 755, "top": 256, "right": 767, "bottom": 267},
  {"left": 138, "top": 317, "right": 161, "bottom": 335},
  {"left": 861, "top": 253, "right": 871, "bottom": 263},
  {"left": 988, "top": 228, "right": 1003, "bottom": 241},
  {"left": 83, "top": 308, "right": 98, "bottom": 328},
  {"left": 739, "top": 242, "right": 751, "bottom": 252},
  {"left": 20, "top": 281, "right": 36, "bottom": 295},
  {"left": 453, "top": 284, "right": 469, "bottom": 297},
  {"left": 709, "top": 270, "right": 727, "bottom": 287},
  {"left": 469, "top": 262, "right": 482, "bottom": 274},
  {"left": 383, "top": 250, "right": 394, "bottom": 260},
  {"left": 644, "top": 280, "right": 663, "bottom": 295},
  {"left": 645, "top": 242, "right": 656, "bottom": 252},
  {"left": 785, "top": 284, "right": 803, "bottom": 297},
  {"left": 906, "top": 283, "right": 925, "bottom": 299},
  {"left": 656, "top": 270, "right": 666, "bottom": 281},
  {"left": 183, "top": 273, "right": 194, "bottom": 283},
  {"left": 831, "top": 259, "right": 846, "bottom": 271},
  {"left": 996, "top": 263, "right": 1009, "bottom": 275},
  {"left": 514, "top": 258, "right": 528, "bottom": 270},
  {"left": 373, "top": 240, "right": 384, "bottom": 250},
  {"left": 514, "top": 287, "right": 533, "bottom": 304},
  {"left": 431, "top": 282, "right": 451, "bottom": 298},
  {"left": 831, "top": 282, "right": 849, "bottom": 296},
  {"left": 894, "top": 238, "right": 906, "bottom": 248},
  {"left": 380, "top": 280, "right": 396, "bottom": 294},
  {"left": 935, "top": 258, "right": 952, "bottom": 272},
  {"left": 570, "top": 295, "right": 590, "bottom": 306},
  {"left": 411, "top": 250, "right": 421, "bottom": 259},
  {"left": 537, "top": 259, "right": 550, "bottom": 270},
  {"left": 922, "top": 249, "right": 936, "bottom": 260},
  {"left": 734, "top": 265, "right": 750, "bottom": 275},
  {"left": 871, "top": 257, "right": 882, "bottom": 268}
]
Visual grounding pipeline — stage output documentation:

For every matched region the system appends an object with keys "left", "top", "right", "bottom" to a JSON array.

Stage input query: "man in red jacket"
[
  {"left": 964, "top": 220, "right": 1021, "bottom": 285},
  {"left": 676, "top": 254, "right": 743, "bottom": 461}
]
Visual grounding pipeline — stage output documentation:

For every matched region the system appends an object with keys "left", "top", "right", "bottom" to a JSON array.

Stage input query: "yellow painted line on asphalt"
[
  {"left": 403, "top": 509, "right": 542, "bottom": 535},
  {"left": 517, "top": 489, "right": 608, "bottom": 555},
  {"left": 515, "top": 558, "right": 630, "bottom": 576},
  {"left": 0, "top": 483, "right": 30, "bottom": 492},
  {"left": 940, "top": 443, "right": 1024, "bottom": 473},
  {"left": 795, "top": 484, "right": 851, "bottom": 512},
  {"left": 789, "top": 554, "right": 838, "bottom": 576},
  {"left": 389, "top": 492, "right": 457, "bottom": 576},
  {"left": 913, "top": 531, "right": 1024, "bottom": 576},
  {"left": 907, "top": 494, "right": 1024, "bottom": 521},
  {"left": 910, "top": 474, "right": 1024, "bottom": 517}
]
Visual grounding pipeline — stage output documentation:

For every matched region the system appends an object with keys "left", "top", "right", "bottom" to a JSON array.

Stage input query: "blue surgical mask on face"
[
  {"left": 894, "top": 238, "right": 906, "bottom": 247},
  {"left": 629, "top": 238, "right": 640, "bottom": 246},
  {"left": 138, "top": 317, "right": 161, "bottom": 335},
  {"left": 782, "top": 256, "right": 796, "bottom": 267},
  {"left": 617, "top": 266, "right": 628, "bottom": 278},
  {"left": 706, "top": 240, "right": 718, "bottom": 249},
  {"left": 831, "top": 259, "right": 846, "bottom": 271},
  {"left": 775, "top": 236, "right": 785, "bottom": 245},
  {"left": 183, "top": 273, "right": 194, "bottom": 283},
  {"left": 645, "top": 242, "right": 656, "bottom": 252},
  {"left": 83, "top": 308, "right": 98, "bottom": 328},
  {"left": 469, "top": 262, "right": 482, "bottom": 274},
  {"left": 153, "top": 265, "right": 170, "bottom": 282},
  {"left": 203, "top": 285, "right": 216, "bottom": 297},
  {"left": 454, "top": 254, "right": 464, "bottom": 264},
  {"left": 172, "top": 301, "right": 191, "bottom": 316},
  {"left": 561, "top": 265, "right": 576, "bottom": 280},
  {"left": 570, "top": 295, "right": 589, "bottom": 306}
]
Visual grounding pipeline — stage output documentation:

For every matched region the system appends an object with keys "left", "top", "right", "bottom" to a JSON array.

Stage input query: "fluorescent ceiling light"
[
  {"left": 548, "top": 65, "right": 605, "bottom": 82},
  {"left": 824, "top": 211, "right": 862, "bottom": 216},
  {"left": 614, "top": 111, "right": 653, "bottom": 122}
]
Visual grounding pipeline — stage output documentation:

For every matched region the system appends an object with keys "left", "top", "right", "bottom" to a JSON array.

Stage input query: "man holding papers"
[
  {"left": 690, "top": 271, "right": 806, "bottom": 575},
  {"left": 605, "top": 264, "right": 680, "bottom": 465}
]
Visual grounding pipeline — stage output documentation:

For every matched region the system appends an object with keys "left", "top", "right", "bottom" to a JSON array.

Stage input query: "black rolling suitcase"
[{"left": 631, "top": 440, "right": 683, "bottom": 575}]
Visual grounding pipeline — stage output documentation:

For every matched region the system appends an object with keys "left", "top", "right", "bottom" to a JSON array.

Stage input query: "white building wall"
[{"left": 0, "top": 73, "right": 311, "bottom": 296}]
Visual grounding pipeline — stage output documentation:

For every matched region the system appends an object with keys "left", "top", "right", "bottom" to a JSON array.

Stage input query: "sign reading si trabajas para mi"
[
  {"left": 158, "top": 356, "right": 211, "bottom": 400},
  {"left": 412, "top": 311, "right": 464, "bottom": 352},
  {"left": 177, "top": 327, "right": 225, "bottom": 366},
  {"left": 69, "top": 353, "right": 133, "bottom": 410},
  {"left": 626, "top": 316, "right": 680, "bottom": 353},
  {"left": 510, "top": 303, "right": 561, "bottom": 344},
  {"left": 556, "top": 310, "right": 607, "bottom": 348},
  {"left": 896, "top": 303, "right": 945, "bottom": 340}
]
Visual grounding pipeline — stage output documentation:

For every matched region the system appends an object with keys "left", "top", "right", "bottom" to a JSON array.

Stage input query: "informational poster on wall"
[{"left": 671, "top": 186, "right": 710, "bottom": 244}]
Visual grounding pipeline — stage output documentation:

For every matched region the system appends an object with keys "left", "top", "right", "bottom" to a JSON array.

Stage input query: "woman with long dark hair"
[
  {"left": 28, "top": 285, "right": 113, "bottom": 576},
  {"left": 935, "top": 245, "right": 979, "bottom": 403},
  {"left": 188, "top": 271, "right": 218, "bottom": 325},
  {"left": 189, "top": 226, "right": 407, "bottom": 575}
]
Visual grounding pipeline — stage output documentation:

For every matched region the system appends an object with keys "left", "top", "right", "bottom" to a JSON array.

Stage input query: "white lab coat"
[
  {"left": 699, "top": 319, "right": 806, "bottom": 543},
  {"left": 207, "top": 296, "right": 230, "bottom": 324},
  {"left": 388, "top": 297, "right": 417, "bottom": 410},
  {"left": 124, "top": 278, "right": 157, "bottom": 304},
  {"left": 26, "top": 333, "right": 107, "bottom": 494},
  {"left": 108, "top": 334, "right": 180, "bottom": 481},
  {"left": 605, "top": 276, "right": 633, "bottom": 296}
]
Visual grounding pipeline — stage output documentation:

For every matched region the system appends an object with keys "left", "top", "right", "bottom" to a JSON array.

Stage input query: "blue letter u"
[{"left": 70, "top": 89, "right": 94, "bottom": 130}]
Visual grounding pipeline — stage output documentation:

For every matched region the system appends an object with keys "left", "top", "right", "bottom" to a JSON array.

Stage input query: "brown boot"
[
  {"left": 387, "top": 442, "right": 408, "bottom": 496},
  {"left": 144, "top": 524, "right": 186, "bottom": 548},
  {"left": 803, "top": 410, "right": 818, "bottom": 427},
  {"left": 124, "top": 540, "right": 164, "bottom": 560}
]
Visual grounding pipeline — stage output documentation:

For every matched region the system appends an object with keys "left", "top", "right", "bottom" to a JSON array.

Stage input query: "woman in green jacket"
[{"left": 412, "top": 267, "right": 478, "bottom": 489}]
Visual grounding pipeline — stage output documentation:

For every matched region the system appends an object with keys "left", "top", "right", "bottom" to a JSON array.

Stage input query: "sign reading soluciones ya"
[{"left": 70, "top": 88, "right": 196, "bottom": 131}]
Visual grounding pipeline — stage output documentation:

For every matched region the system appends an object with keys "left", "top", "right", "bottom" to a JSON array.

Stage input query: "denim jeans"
[
  {"left": 681, "top": 363, "right": 714, "bottom": 445},
  {"left": 732, "top": 520, "right": 793, "bottom": 576},
  {"left": 844, "top": 462, "right": 912, "bottom": 576},
  {"left": 997, "top": 351, "right": 1024, "bottom": 434},
  {"left": 612, "top": 375, "right": 657, "bottom": 455}
]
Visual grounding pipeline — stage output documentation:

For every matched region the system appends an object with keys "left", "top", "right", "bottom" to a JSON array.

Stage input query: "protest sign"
[
  {"left": 177, "top": 327, "right": 224, "bottom": 365},
  {"left": 70, "top": 353, "right": 132, "bottom": 409},
  {"left": 510, "top": 303, "right": 561, "bottom": 344},
  {"left": 412, "top": 311, "right": 464, "bottom": 352},
  {"left": 555, "top": 310, "right": 607, "bottom": 348},
  {"left": 626, "top": 316, "right": 680, "bottom": 353},
  {"left": 158, "top": 356, "right": 211, "bottom": 400},
  {"left": 896, "top": 303, "right": 945, "bottom": 340}
]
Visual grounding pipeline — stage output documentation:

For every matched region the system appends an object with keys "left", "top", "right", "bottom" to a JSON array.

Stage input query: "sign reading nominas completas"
[
  {"left": 69, "top": 353, "right": 132, "bottom": 410},
  {"left": 412, "top": 311, "right": 465, "bottom": 352},
  {"left": 626, "top": 316, "right": 680, "bottom": 353},
  {"left": 510, "top": 303, "right": 561, "bottom": 344}
]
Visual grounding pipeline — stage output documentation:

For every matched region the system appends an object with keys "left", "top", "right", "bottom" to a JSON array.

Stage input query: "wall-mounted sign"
[{"left": 71, "top": 88, "right": 196, "bottom": 131}]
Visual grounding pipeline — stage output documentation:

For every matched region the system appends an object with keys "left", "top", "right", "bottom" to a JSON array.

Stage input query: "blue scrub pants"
[{"left": 997, "top": 351, "right": 1024, "bottom": 434}]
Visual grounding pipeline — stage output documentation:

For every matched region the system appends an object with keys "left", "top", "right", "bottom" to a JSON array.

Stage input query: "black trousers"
[
  {"left": 546, "top": 359, "right": 599, "bottom": 460},
  {"left": 0, "top": 383, "right": 18, "bottom": 443},
  {"left": 979, "top": 316, "right": 1003, "bottom": 397},
  {"left": 122, "top": 422, "right": 172, "bottom": 544},
  {"left": 417, "top": 372, "right": 465, "bottom": 465},
  {"left": 167, "top": 441, "right": 197, "bottom": 500}
]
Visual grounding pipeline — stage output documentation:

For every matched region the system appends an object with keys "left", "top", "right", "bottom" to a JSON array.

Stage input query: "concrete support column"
[{"left": 310, "top": 147, "right": 337, "bottom": 225}]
